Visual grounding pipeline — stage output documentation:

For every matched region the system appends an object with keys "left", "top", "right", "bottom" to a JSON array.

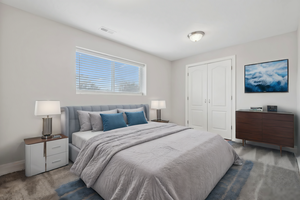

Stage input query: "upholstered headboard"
[{"left": 61, "top": 104, "right": 149, "bottom": 143}]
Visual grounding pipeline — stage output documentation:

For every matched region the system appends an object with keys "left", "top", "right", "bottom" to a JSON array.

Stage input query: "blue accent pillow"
[
  {"left": 125, "top": 111, "right": 148, "bottom": 126},
  {"left": 100, "top": 113, "right": 127, "bottom": 132}
]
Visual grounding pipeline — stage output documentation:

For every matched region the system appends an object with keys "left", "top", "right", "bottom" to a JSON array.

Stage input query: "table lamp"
[
  {"left": 151, "top": 100, "right": 166, "bottom": 121},
  {"left": 35, "top": 101, "right": 61, "bottom": 139}
]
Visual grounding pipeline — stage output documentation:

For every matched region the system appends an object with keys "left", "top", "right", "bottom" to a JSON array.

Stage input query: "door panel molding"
[
  {"left": 208, "top": 59, "right": 231, "bottom": 139},
  {"left": 185, "top": 55, "right": 236, "bottom": 141},
  {"left": 187, "top": 64, "right": 207, "bottom": 131}
]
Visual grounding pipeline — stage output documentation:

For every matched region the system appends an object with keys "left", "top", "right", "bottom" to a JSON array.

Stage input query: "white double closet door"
[{"left": 187, "top": 59, "right": 232, "bottom": 139}]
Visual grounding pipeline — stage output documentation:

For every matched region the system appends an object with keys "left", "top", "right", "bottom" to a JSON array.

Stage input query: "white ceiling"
[{"left": 1, "top": 0, "right": 300, "bottom": 61}]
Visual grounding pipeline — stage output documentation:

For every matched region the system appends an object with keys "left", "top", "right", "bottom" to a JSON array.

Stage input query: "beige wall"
[
  {"left": 171, "top": 32, "right": 298, "bottom": 133},
  {"left": 0, "top": 4, "right": 171, "bottom": 165}
]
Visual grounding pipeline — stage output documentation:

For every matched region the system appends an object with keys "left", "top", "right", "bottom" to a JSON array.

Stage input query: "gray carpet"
[
  {"left": 0, "top": 142, "right": 299, "bottom": 200},
  {"left": 230, "top": 142, "right": 300, "bottom": 200},
  {"left": 0, "top": 164, "right": 78, "bottom": 200}
]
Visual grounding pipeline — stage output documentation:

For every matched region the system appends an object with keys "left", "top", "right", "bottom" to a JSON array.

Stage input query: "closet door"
[
  {"left": 207, "top": 60, "right": 232, "bottom": 139},
  {"left": 188, "top": 64, "right": 207, "bottom": 131}
]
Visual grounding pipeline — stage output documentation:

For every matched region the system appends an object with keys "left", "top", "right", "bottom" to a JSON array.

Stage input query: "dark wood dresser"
[{"left": 236, "top": 110, "right": 294, "bottom": 155}]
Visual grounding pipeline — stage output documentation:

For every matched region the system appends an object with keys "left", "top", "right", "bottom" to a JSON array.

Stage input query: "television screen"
[{"left": 244, "top": 59, "right": 288, "bottom": 93}]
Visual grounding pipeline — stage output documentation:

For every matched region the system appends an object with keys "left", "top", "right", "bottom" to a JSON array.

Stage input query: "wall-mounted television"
[{"left": 244, "top": 59, "right": 288, "bottom": 93}]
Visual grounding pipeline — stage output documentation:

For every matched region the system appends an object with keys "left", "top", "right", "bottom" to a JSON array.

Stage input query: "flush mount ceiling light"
[{"left": 187, "top": 31, "right": 205, "bottom": 42}]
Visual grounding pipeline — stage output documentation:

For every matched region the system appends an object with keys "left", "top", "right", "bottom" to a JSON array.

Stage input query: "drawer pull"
[
  {"left": 52, "top": 159, "right": 61, "bottom": 164},
  {"left": 52, "top": 146, "right": 61, "bottom": 149}
]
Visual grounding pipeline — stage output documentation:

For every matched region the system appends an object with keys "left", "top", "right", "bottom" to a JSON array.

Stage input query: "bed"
[{"left": 61, "top": 104, "right": 241, "bottom": 200}]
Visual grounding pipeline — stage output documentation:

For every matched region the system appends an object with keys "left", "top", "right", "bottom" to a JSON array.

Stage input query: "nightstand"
[
  {"left": 151, "top": 120, "right": 169, "bottom": 123},
  {"left": 24, "top": 134, "right": 68, "bottom": 177}
]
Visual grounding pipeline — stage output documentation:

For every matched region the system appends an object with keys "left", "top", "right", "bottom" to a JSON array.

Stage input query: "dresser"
[
  {"left": 236, "top": 110, "right": 294, "bottom": 155},
  {"left": 24, "top": 134, "right": 68, "bottom": 177}
]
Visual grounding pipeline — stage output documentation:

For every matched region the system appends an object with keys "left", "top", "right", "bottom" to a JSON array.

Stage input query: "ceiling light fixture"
[{"left": 187, "top": 31, "right": 205, "bottom": 42}]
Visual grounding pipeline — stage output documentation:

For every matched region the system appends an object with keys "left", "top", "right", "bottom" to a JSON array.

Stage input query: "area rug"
[
  {"left": 2, "top": 141, "right": 299, "bottom": 200},
  {"left": 55, "top": 160, "right": 253, "bottom": 200}
]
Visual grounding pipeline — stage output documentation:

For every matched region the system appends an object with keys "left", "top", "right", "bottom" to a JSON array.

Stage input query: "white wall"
[
  {"left": 0, "top": 4, "right": 171, "bottom": 165},
  {"left": 171, "top": 32, "right": 298, "bottom": 138},
  {"left": 297, "top": 22, "right": 300, "bottom": 156}
]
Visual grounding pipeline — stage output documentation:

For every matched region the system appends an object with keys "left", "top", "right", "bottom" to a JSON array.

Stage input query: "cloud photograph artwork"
[{"left": 245, "top": 59, "right": 288, "bottom": 93}]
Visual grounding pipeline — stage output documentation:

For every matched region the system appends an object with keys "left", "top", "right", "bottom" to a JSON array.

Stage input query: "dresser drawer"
[
  {"left": 263, "top": 126, "right": 294, "bottom": 139},
  {"left": 46, "top": 139, "right": 67, "bottom": 156},
  {"left": 262, "top": 113, "right": 294, "bottom": 122},
  {"left": 236, "top": 122, "right": 262, "bottom": 133},
  {"left": 237, "top": 112, "right": 262, "bottom": 120},
  {"left": 262, "top": 136, "right": 294, "bottom": 147},
  {"left": 263, "top": 119, "right": 294, "bottom": 129},
  {"left": 46, "top": 152, "right": 68, "bottom": 171},
  {"left": 236, "top": 131, "right": 262, "bottom": 142}
]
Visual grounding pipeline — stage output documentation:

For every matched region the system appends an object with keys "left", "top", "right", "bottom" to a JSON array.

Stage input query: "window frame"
[{"left": 75, "top": 47, "right": 147, "bottom": 96}]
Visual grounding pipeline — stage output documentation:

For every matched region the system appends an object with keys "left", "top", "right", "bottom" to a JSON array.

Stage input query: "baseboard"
[
  {"left": 296, "top": 156, "right": 300, "bottom": 174},
  {"left": 232, "top": 139, "right": 295, "bottom": 154},
  {"left": 0, "top": 160, "right": 25, "bottom": 177}
]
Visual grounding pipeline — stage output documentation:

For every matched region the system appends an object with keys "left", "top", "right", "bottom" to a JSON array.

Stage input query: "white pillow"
[{"left": 118, "top": 107, "right": 146, "bottom": 124}]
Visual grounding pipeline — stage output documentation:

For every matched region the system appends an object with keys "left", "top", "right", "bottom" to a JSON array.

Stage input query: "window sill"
[{"left": 76, "top": 90, "right": 146, "bottom": 96}]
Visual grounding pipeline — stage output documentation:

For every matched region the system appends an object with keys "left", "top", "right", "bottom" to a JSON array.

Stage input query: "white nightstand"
[{"left": 24, "top": 134, "right": 68, "bottom": 177}]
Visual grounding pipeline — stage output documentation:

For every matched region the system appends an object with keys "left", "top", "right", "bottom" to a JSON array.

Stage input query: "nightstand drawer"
[
  {"left": 46, "top": 139, "right": 67, "bottom": 156},
  {"left": 47, "top": 152, "right": 68, "bottom": 171}
]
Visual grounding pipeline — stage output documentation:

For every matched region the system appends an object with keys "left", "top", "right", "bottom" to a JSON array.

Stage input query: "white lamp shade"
[
  {"left": 151, "top": 100, "right": 166, "bottom": 109},
  {"left": 35, "top": 101, "right": 61, "bottom": 116}
]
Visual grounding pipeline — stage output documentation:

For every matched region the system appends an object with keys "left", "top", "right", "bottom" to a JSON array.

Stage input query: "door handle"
[
  {"left": 205, "top": 99, "right": 206, "bottom": 103},
  {"left": 209, "top": 99, "right": 210, "bottom": 103}
]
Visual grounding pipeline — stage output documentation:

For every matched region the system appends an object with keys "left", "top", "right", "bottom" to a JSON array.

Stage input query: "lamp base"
[
  {"left": 156, "top": 109, "right": 161, "bottom": 121},
  {"left": 42, "top": 117, "right": 52, "bottom": 139}
]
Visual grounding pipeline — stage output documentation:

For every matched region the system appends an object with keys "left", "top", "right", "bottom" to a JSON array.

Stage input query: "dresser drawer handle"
[
  {"left": 52, "top": 146, "right": 61, "bottom": 149},
  {"left": 52, "top": 159, "right": 61, "bottom": 164}
]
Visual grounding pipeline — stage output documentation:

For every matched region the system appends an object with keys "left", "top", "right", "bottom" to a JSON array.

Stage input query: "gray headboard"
[{"left": 61, "top": 104, "right": 149, "bottom": 143}]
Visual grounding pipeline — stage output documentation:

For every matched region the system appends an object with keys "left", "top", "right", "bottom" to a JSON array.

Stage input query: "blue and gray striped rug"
[
  {"left": 56, "top": 179, "right": 103, "bottom": 200},
  {"left": 56, "top": 140, "right": 252, "bottom": 200},
  {"left": 56, "top": 160, "right": 253, "bottom": 200}
]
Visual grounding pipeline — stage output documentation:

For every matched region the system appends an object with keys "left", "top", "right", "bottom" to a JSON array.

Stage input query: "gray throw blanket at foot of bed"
[{"left": 71, "top": 123, "right": 242, "bottom": 200}]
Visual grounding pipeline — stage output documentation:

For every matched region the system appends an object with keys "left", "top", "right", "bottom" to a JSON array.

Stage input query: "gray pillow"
[
  {"left": 118, "top": 107, "right": 146, "bottom": 124},
  {"left": 77, "top": 109, "right": 118, "bottom": 132},
  {"left": 77, "top": 110, "right": 92, "bottom": 131},
  {"left": 89, "top": 109, "right": 118, "bottom": 131}
]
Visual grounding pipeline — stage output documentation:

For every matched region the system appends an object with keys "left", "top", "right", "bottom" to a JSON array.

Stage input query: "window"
[{"left": 76, "top": 47, "right": 146, "bottom": 95}]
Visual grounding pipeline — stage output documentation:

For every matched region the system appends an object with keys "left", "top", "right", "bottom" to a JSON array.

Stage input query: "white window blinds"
[{"left": 76, "top": 47, "right": 146, "bottom": 95}]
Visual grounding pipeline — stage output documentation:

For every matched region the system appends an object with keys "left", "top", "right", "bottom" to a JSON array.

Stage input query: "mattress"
[
  {"left": 72, "top": 122, "right": 153, "bottom": 149},
  {"left": 72, "top": 131, "right": 104, "bottom": 149}
]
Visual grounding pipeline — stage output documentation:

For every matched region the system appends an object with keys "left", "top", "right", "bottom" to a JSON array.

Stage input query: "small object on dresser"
[
  {"left": 52, "top": 135, "right": 62, "bottom": 139},
  {"left": 267, "top": 105, "right": 277, "bottom": 112},
  {"left": 250, "top": 106, "right": 263, "bottom": 111}
]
